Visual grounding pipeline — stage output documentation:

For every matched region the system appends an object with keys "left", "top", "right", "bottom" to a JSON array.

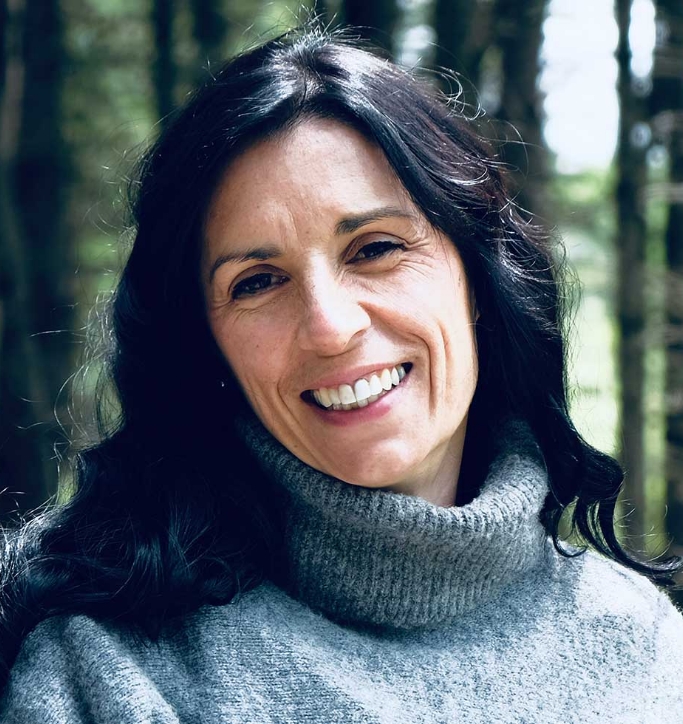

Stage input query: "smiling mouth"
[{"left": 305, "top": 363, "right": 413, "bottom": 411}]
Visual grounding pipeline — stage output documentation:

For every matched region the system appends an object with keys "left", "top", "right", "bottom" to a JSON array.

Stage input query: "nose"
[{"left": 297, "top": 269, "right": 371, "bottom": 356}]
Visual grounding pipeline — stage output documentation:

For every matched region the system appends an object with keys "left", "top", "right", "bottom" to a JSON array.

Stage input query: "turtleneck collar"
[{"left": 238, "top": 416, "right": 551, "bottom": 630}]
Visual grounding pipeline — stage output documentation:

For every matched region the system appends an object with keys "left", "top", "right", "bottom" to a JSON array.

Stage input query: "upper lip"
[{"left": 303, "top": 362, "right": 410, "bottom": 392}]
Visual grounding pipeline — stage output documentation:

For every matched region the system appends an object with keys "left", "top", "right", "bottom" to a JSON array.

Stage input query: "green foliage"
[
  {"left": 554, "top": 163, "right": 672, "bottom": 555},
  {"left": 553, "top": 169, "right": 617, "bottom": 250}
]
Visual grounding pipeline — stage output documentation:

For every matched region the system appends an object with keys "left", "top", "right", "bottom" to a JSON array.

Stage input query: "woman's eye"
[
  {"left": 231, "top": 273, "right": 286, "bottom": 299},
  {"left": 352, "top": 240, "right": 404, "bottom": 262}
]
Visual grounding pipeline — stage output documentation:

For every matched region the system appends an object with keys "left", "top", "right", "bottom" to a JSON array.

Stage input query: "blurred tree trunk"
[
  {"left": 432, "top": 0, "right": 494, "bottom": 102},
  {"left": 152, "top": 0, "right": 176, "bottom": 122},
  {"left": 652, "top": 0, "right": 683, "bottom": 595},
  {"left": 0, "top": 0, "right": 73, "bottom": 517},
  {"left": 339, "top": 0, "right": 398, "bottom": 56},
  {"left": 190, "top": 0, "right": 229, "bottom": 74},
  {"left": 0, "top": 0, "right": 48, "bottom": 515},
  {"left": 615, "top": 0, "right": 648, "bottom": 539},
  {"left": 494, "top": 0, "right": 551, "bottom": 222}
]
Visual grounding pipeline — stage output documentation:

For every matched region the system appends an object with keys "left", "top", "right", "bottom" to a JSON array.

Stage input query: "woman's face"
[{"left": 203, "top": 119, "right": 478, "bottom": 506}]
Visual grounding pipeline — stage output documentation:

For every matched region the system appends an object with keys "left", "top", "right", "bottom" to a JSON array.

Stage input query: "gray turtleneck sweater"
[{"left": 2, "top": 421, "right": 683, "bottom": 723}]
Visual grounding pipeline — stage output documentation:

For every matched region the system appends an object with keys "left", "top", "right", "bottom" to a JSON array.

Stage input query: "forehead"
[{"left": 203, "top": 119, "right": 416, "bottom": 240}]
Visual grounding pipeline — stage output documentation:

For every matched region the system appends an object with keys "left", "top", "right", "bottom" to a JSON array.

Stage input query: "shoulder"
[
  {"left": 1, "top": 613, "right": 178, "bottom": 723},
  {"left": 554, "top": 545, "right": 682, "bottom": 625},
  {"left": 1, "top": 615, "right": 98, "bottom": 722},
  {"left": 549, "top": 545, "right": 683, "bottom": 695},
  {"left": 0, "top": 618, "right": 80, "bottom": 724},
  {"left": 0, "top": 583, "right": 305, "bottom": 723}
]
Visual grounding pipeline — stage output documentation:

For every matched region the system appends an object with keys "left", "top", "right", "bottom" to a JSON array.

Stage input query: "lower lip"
[{"left": 307, "top": 374, "right": 410, "bottom": 427}]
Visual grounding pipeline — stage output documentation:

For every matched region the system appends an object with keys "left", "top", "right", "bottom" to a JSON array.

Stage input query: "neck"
[{"left": 381, "top": 433, "right": 465, "bottom": 507}]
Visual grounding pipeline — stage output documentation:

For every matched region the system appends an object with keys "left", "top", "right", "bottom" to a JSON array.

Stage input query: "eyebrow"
[
  {"left": 333, "top": 206, "right": 416, "bottom": 235},
  {"left": 208, "top": 206, "right": 415, "bottom": 282},
  {"left": 208, "top": 244, "right": 281, "bottom": 283}
]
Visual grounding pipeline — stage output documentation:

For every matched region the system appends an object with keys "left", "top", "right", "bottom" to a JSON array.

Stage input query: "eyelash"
[
  {"left": 350, "top": 239, "right": 405, "bottom": 262},
  {"left": 230, "top": 239, "right": 404, "bottom": 300},
  {"left": 231, "top": 273, "right": 287, "bottom": 299}
]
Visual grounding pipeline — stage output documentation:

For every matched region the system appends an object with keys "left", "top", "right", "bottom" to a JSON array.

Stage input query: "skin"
[{"left": 203, "top": 119, "right": 479, "bottom": 507}]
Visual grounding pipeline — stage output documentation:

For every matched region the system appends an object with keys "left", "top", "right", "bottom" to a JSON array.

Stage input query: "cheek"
[
  {"left": 211, "top": 317, "right": 290, "bottom": 402},
  {"left": 433, "top": 283, "right": 479, "bottom": 379}
]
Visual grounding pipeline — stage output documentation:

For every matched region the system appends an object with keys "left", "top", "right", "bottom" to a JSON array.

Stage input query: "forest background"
[{"left": 1, "top": 0, "right": 682, "bottom": 603}]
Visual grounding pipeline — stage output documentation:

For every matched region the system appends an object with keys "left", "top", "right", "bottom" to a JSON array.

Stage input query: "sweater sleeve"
[
  {"left": 0, "top": 618, "right": 90, "bottom": 724},
  {"left": 0, "top": 616, "right": 181, "bottom": 724},
  {"left": 649, "top": 592, "right": 683, "bottom": 722}
]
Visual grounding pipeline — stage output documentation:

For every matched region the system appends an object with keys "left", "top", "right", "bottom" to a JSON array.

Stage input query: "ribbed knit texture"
[
  {"left": 240, "top": 416, "right": 550, "bottom": 628},
  {"left": 2, "top": 419, "right": 683, "bottom": 723}
]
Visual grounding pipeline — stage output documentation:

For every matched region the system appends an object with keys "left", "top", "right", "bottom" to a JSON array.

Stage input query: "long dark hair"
[{"left": 1, "top": 27, "right": 680, "bottom": 689}]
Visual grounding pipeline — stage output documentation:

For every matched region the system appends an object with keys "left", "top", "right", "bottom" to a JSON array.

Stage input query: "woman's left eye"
[{"left": 351, "top": 240, "right": 404, "bottom": 262}]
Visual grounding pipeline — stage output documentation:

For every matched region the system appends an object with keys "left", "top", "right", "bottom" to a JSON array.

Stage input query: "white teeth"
[
  {"left": 369, "top": 375, "right": 383, "bottom": 395},
  {"left": 354, "top": 378, "right": 371, "bottom": 402},
  {"left": 338, "top": 384, "right": 356, "bottom": 405},
  {"left": 310, "top": 364, "right": 410, "bottom": 410},
  {"left": 318, "top": 388, "right": 332, "bottom": 408}
]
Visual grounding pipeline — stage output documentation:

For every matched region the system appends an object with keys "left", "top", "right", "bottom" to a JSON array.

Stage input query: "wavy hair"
[{"left": 1, "top": 27, "right": 680, "bottom": 690}]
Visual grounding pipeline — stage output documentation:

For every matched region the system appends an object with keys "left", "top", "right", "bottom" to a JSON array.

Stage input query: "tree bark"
[
  {"left": 652, "top": 0, "right": 683, "bottom": 597},
  {"left": 494, "top": 0, "right": 551, "bottom": 222},
  {"left": 432, "top": 0, "right": 494, "bottom": 100},
  {"left": 615, "top": 0, "right": 648, "bottom": 540},
  {"left": 340, "top": 0, "right": 398, "bottom": 56},
  {"left": 152, "top": 0, "right": 176, "bottom": 122},
  {"left": 190, "top": 0, "right": 229, "bottom": 74},
  {"left": 0, "top": 0, "right": 70, "bottom": 517}
]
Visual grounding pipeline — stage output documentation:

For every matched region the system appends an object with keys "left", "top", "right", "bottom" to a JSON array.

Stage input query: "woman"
[{"left": 1, "top": 28, "right": 682, "bottom": 723}]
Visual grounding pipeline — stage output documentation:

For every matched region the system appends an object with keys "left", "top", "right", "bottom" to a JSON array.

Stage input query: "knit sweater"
[{"left": 2, "top": 420, "right": 683, "bottom": 723}]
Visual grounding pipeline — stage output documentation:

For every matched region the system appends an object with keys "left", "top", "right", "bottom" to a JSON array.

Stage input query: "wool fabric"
[{"left": 2, "top": 419, "right": 683, "bottom": 723}]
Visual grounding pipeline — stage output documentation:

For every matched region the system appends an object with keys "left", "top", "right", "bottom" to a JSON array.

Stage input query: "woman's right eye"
[{"left": 231, "top": 272, "right": 286, "bottom": 300}]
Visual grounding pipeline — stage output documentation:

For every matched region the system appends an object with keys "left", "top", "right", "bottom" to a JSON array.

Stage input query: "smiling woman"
[
  {"left": 203, "top": 120, "right": 478, "bottom": 505},
  {"left": 1, "top": 27, "right": 682, "bottom": 724}
]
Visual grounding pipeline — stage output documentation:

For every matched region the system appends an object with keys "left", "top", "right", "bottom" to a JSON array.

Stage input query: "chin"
[{"left": 324, "top": 457, "right": 420, "bottom": 492}]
